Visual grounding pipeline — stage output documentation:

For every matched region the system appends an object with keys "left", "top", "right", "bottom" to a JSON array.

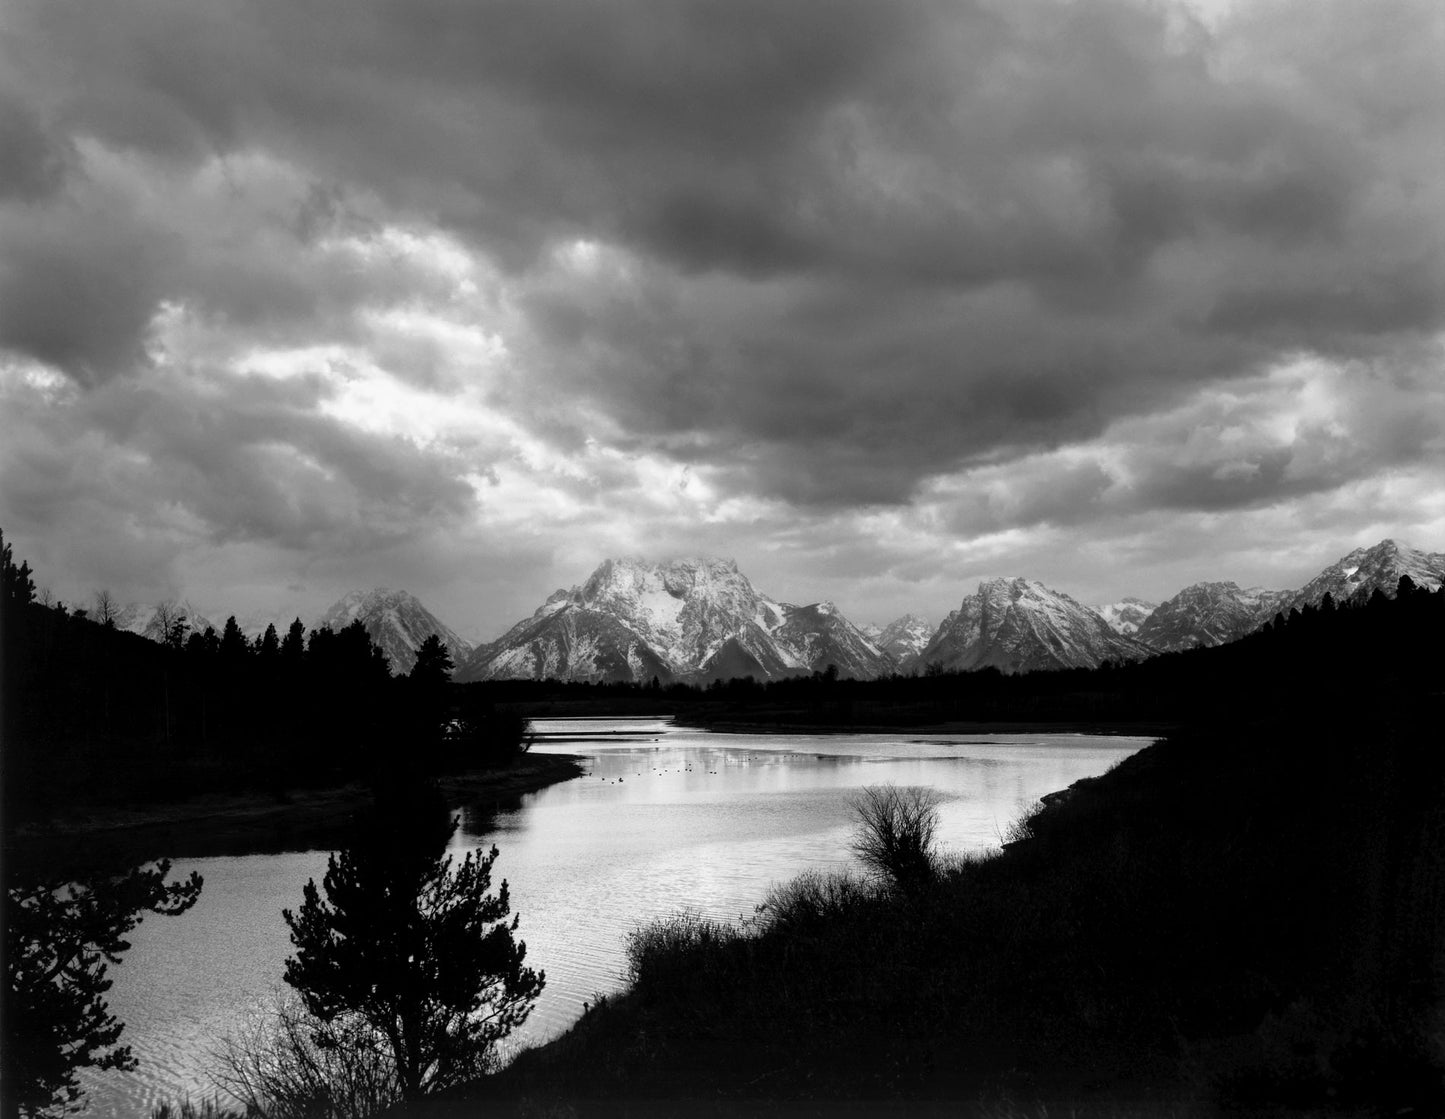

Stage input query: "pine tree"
[
  {"left": 283, "top": 784, "right": 543, "bottom": 1099},
  {"left": 4, "top": 863, "right": 203, "bottom": 1116},
  {"left": 219, "top": 616, "right": 249, "bottom": 662},
  {"left": 410, "top": 633, "right": 455, "bottom": 686},
  {"left": 280, "top": 618, "right": 306, "bottom": 663}
]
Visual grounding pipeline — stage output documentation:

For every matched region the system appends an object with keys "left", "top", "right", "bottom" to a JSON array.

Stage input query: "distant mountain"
[
  {"left": 917, "top": 577, "right": 1153, "bottom": 674},
  {"left": 1094, "top": 598, "right": 1156, "bottom": 637},
  {"left": 458, "top": 557, "right": 891, "bottom": 683},
  {"left": 1272, "top": 539, "right": 1445, "bottom": 618},
  {"left": 115, "top": 601, "right": 215, "bottom": 643},
  {"left": 1136, "top": 583, "right": 1286, "bottom": 652},
  {"left": 768, "top": 601, "right": 896, "bottom": 682},
  {"left": 867, "top": 614, "right": 934, "bottom": 670},
  {"left": 314, "top": 588, "right": 472, "bottom": 676}
]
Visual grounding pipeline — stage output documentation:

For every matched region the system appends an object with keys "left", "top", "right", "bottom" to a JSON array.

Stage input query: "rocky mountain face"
[
  {"left": 102, "top": 537, "right": 1443, "bottom": 682},
  {"left": 115, "top": 601, "right": 215, "bottom": 643},
  {"left": 314, "top": 588, "right": 472, "bottom": 676},
  {"left": 1094, "top": 598, "right": 1156, "bottom": 636},
  {"left": 1136, "top": 582, "right": 1287, "bottom": 652},
  {"left": 769, "top": 602, "right": 897, "bottom": 681},
  {"left": 1271, "top": 539, "right": 1445, "bottom": 617},
  {"left": 865, "top": 615, "right": 934, "bottom": 671},
  {"left": 917, "top": 577, "right": 1153, "bottom": 674},
  {"left": 458, "top": 557, "right": 891, "bottom": 683}
]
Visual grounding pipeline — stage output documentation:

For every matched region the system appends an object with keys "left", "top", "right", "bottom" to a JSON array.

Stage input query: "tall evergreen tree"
[
  {"left": 280, "top": 618, "right": 306, "bottom": 663},
  {"left": 219, "top": 616, "right": 249, "bottom": 662}
]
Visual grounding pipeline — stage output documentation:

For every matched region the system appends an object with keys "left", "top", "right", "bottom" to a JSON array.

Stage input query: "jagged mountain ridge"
[
  {"left": 1135, "top": 541, "right": 1444, "bottom": 652},
  {"left": 103, "top": 537, "right": 1441, "bottom": 679},
  {"left": 1094, "top": 598, "right": 1157, "bottom": 637},
  {"left": 1136, "top": 583, "right": 1286, "bottom": 652},
  {"left": 458, "top": 557, "right": 892, "bottom": 683},
  {"left": 314, "top": 588, "right": 473, "bottom": 676},
  {"left": 918, "top": 577, "right": 1154, "bottom": 675},
  {"left": 115, "top": 601, "right": 215, "bottom": 643},
  {"left": 866, "top": 615, "right": 934, "bottom": 670},
  {"left": 1272, "top": 539, "right": 1445, "bottom": 617}
]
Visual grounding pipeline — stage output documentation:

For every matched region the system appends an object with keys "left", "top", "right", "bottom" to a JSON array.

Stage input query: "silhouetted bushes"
[{"left": 474, "top": 690, "right": 1445, "bottom": 1113}]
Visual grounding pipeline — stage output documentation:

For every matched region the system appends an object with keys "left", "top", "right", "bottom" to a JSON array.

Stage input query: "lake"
[{"left": 86, "top": 717, "right": 1151, "bottom": 1116}]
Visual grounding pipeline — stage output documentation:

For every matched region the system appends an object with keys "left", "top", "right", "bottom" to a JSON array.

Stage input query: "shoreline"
[
  {"left": 5, "top": 752, "right": 588, "bottom": 872},
  {"left": 674, "top": 715, "right": 1177, "bottom": 738}
]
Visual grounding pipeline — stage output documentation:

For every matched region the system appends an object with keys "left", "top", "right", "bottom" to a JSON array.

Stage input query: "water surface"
[{"left": 89, "top": 718, "right": 1149, "bottom": 1115}]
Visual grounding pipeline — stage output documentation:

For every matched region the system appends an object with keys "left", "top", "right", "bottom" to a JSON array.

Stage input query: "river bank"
[
  {"left": 675, "top": 713, "right": 1177, "bottom": 737},
  {"left": 4, "top": 752, "right": 586, "bottom": 873},
  {"left": 405, "top": 700, "right": 1445, "bottom": 1117}
]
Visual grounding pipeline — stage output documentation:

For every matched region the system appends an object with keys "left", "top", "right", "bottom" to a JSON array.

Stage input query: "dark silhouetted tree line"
[{"left": 1, "top": 531, "right": 530, "bottom": 828}]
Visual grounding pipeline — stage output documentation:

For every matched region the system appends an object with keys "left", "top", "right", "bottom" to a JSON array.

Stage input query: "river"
[{"left": 85, "top": 717, "right": 1151, "bottom": 1116}]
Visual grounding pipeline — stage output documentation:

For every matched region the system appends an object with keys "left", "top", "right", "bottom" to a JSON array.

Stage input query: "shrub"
[
  {"left": 753, "top": 868, "right": 871, "bottom": 936},
  {"left": 211, "top": 992, "right": 400, "bottom": 1119},
  {"left": 150, "top": 1100, "right": 245, "bottom": 1119},
  {"left": 625, "top": 910, "right": 742, "bottom": 990},
  {"left": 849, "top": 784, "right": 943, "bottom": 887}
]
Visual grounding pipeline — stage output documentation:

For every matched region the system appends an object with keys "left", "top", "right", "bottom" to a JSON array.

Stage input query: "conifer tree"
[
  {"left": 3, "top": 863, "right": 203, "bottom": 1116},
  {"left": 280, "top": 618, "right": 306, "bottom": 663},
  {"left": 410, "top": 633, "right": 455, "bottom": 686},
  {"left": 283, "top": 784, "right": 543, "bottom": 1099}
]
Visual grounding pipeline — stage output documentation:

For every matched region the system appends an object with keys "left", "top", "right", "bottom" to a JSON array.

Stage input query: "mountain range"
[
  {"left": 106, "top": 539, "right": 1443, "bottom": 681},
  {"left": 917, "top": 578, "right": 1153, "bottom": 674},
  {"left": 455, "top": 557, "right": 891, "bottom": 684}
]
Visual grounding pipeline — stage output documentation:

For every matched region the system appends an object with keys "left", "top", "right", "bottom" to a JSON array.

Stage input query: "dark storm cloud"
[
  {"left": 1, "top": 0, "right": 1442, "bottom": 529},
  {"left": 0, "top": 365, "right": 477, "bottom": 587}
]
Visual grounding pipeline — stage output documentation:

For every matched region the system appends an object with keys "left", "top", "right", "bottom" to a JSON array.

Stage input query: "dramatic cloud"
[{"left": 1, "top": 0, "right": 1441, "bottom": 633}]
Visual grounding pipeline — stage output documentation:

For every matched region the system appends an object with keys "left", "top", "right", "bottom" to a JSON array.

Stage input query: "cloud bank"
[{"left": 2, "top": 0, "right": 1442, "bottom": 633}]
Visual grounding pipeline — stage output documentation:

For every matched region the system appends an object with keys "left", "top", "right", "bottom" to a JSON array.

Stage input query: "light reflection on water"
[{"left": 86, "top": 718, "right": 1149, "bottom": 1116}]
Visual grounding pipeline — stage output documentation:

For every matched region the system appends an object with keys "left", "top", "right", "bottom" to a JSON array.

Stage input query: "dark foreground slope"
[{"left": 407, "top": 593, "right": 1445, "bottom": 1117}]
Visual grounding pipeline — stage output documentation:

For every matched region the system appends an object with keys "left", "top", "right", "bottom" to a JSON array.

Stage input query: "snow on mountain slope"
[
  {"left": 314, "top": 588, "right": 472, "bottom": 676},
  {"left": 917, "top": 577, "right": 1153, "bottom": 674},
  {"left": 869, "top": 615, "right": 934, "bottom": 671},
  {"left": 770, "top": 601, "right": 894, "bottom": 680},
  {"left": 1136, "top": 583, "right": 1283, "bottom": 652},
  {"left": 458, "top": 557, "right": 891, "bottom": 683},
  {"left": 1271, "top": 539, "right": 1445, "bottom": 618},
  {"left": 1094, "top": 598, "right": 1156, "bottom": 637},
  {"left": 115, "top": 601, "right": 215, "bottom": 643}
]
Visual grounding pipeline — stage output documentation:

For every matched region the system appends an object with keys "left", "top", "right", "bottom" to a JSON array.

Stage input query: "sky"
[{"left": 2, "top": 0, "right": 1443, "bottom": 641}]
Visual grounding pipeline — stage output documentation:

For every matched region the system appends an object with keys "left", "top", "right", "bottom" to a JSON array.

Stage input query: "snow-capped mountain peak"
[
  {"left": 114, "top": 600, "right": 216, "bottom": 642},
  {"left": 1135, "top": 581, "right": 1285, "bottom": 652},
  {"left": 1093, "top": 597, "right": 1157, "bottom": 636},
  {"left": 1273, "top": 539, "right": 1445, "bottom": 617},
  {"left": 458, "top": 557, "right": 892, "bottom": 683},
  {"left": 917, "top": 577, "right": 1151, "bottom": 674},
  {"left": 314, "top": 588, "right": 471, "bottom": 676}
]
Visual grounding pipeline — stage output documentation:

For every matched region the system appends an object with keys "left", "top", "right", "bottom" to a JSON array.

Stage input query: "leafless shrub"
[
  {"left": 849, "top": 784, "right": 943, "bottom": 887},
  {"left": 211, "top": 993, "right": 400, "bottom": 1119}
]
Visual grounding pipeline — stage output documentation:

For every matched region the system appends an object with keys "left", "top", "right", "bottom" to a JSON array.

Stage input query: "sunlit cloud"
[{"left": 0, "top": 0, "right": 1441, "bottom": 637}]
